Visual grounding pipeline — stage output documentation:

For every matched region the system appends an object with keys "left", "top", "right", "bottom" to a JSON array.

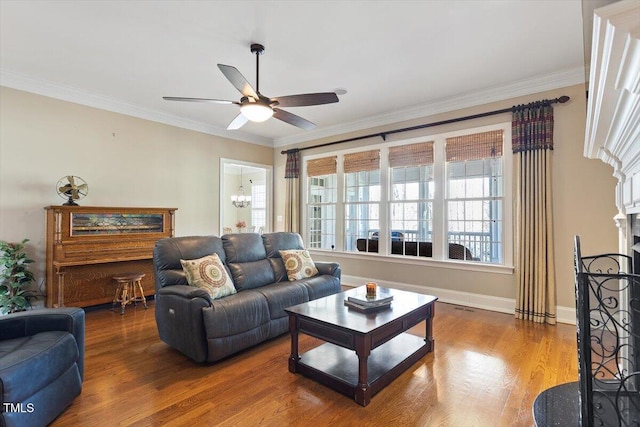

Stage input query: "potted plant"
[
  {"left": 235, "top": 220, "right": 246, "bottom": 233},
  {"left": 0, "top": 239, "right": 35, "bottom": 314}
]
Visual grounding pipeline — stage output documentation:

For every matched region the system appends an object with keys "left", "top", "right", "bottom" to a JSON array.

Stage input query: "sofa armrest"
[
  {"left": 154, "top": 285, "right": 211, "bottom": 363},
  {"left": 156, "top": 284, "right": 212, "bottom": 303},
  {"left": 0, "top": 307, "right": 85, "bottom": 379},
  {"left": 315, "top": 261, "right": 341, "bottom": 279}
]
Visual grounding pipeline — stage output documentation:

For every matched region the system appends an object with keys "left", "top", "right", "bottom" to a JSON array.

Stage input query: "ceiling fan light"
[{"left": 240, "top": 103, "right": 273, "bottom": 122}]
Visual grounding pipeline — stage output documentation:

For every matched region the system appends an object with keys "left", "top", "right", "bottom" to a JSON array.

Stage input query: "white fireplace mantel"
[{"left": 584, "top": 0, "right": 640, "bottom": 214}]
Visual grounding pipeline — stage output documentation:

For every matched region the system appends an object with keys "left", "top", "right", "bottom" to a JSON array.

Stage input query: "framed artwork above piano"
[{"left": 44, "top": 206, "right": 177, "bottom": 308}]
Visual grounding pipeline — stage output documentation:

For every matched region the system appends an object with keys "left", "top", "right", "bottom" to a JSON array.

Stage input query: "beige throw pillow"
[
  {"left": 279, "top": 249, "right": 319, "bottom": 281},
  {"left": 180, "top": 253, "right": 237, "bottom": 299}
]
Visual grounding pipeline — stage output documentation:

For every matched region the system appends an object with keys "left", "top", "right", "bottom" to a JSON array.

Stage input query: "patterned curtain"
[
  {"left": 513, "top": 101, "right": 556, "bottom": 324},
  {"left": 284, "top": 150, "right": 300, "bottom": 233}
]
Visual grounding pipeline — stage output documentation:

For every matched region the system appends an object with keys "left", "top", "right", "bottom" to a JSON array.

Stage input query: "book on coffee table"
[
  {"left": 347, "top": 292, "right": 394, "bottom": 307},
  {"left": 344, "top": 299, "right": 392, "bottom": 312}
]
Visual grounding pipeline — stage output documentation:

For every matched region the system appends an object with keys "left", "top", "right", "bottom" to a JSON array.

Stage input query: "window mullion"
[
  {"left": 379, "top": 147, "right": 389, "bottom": 255},
  {"left": 432, "top": 137, "right": 446, "bottom": 260},
  {"left": 336, "top": 154, "right": 345, "bottom": 251}
]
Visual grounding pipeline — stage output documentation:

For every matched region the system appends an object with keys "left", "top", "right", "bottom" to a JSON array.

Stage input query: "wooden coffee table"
[{"left": 285, "top": 286, "right": 437, "bottom": 406}]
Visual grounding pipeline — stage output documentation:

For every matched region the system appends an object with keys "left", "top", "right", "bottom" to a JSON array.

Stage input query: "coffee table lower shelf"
[{"left": 293, "top": 332, "right": 429, "bottom": 404}]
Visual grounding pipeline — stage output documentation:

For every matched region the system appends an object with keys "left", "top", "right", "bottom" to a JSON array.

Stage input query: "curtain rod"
[{"left": 280, "top": 95, "right": 570, "bottom": 155}]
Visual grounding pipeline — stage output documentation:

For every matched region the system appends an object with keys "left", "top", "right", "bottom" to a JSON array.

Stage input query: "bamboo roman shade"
[
  {"left": 343, "top": 150, "right": 380, "bottom": 173},
  {"left": 306, "top": 156, "right": 337, "bottom": 177},
  {"left": 389, "top": 141, "right": 434, "bottom": 168},
  {"left": 445, "top": 129, "right": 504, "bottom": 162}
]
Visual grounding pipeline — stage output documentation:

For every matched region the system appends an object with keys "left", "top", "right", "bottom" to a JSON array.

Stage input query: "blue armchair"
[{"left": 0, "top": 308, "right": 85, "bottom": 427}]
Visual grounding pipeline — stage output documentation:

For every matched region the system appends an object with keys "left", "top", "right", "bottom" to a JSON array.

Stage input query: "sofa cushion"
[
  {"left": 254, "top": 281, "right": 309, "bottom": 320},
  {"left": 262, "top": 232, "right": 305, "bottom": 258},
  {"left": 298, "top": 275, "right": 342, "bottom": 301},
  {"left": 279, "top": 249, "right": 318, "bottom": 281},
  {"left": 0, "top": 331, "right": 79, "bottom": 403},
  {"left": 223, "top": 234, "right": 275, "bottom": 290},
  {"left": 227, "top": 259, "right": 276, "bottom": 291},
  {"left": 223, "top": 233, "right": 267, "bottom": 262},
  {"left": 180, "top": 253, "right": 236, "bottom": 300},
  {"left": 203, "top": 290, "right": 270, "bottom": 337},
  {"left": 2, "top": 363, "right": 82, "bottom": 427},
  {"left": 154, "top": 236, "right": 226, "bottom": 288},
  {"left": 262, "top": 232, "right": 305, "bottom": 282}
]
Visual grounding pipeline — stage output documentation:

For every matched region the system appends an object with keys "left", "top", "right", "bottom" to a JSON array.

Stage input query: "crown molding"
[
  {"left": 0, "top": 70, "right": 273, "bottom": 147},
  {"left": 1, "top": 65, "right": 586, "bottom": 150},
  {"left": 273, "top": 66, "right": 586, "bottom": 147}
]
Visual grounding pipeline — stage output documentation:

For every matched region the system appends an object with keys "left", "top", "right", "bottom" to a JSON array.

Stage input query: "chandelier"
[{"left": 231, "top": 168, "right": 251, "bottom": 208}]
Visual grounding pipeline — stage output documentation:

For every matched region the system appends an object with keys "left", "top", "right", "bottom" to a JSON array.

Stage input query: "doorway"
[{"left": 220, "top": 159, "right": 272, "bottom": 235}]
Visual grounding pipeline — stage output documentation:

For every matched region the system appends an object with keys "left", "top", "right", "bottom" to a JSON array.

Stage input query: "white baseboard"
[
  {"left": 342, "top": 274, "right": 576, "bottom": 325},
  {"left": 555, "top": 306, "right": 577, "bottom": 325}
]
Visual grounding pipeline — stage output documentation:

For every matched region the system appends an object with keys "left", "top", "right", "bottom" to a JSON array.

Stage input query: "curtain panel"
[
  {"left": 513, "top": 101, "right": 556, "bottom": 324},
  {"left": 284, "top": 150, "right": 300, "bottom": 233}
]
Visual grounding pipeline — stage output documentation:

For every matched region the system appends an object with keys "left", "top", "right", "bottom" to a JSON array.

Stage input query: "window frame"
[
  {"left": 250, "top": 180, "right": 267, "bottom": 231},
  {"left": 301, "top": 122, "right": 513, "bottom": 269},
  {"left": 307, "top": 175, "right": 338, "bottom": 249}
]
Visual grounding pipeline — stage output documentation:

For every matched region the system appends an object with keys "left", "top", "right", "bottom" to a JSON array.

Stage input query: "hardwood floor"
[{"left": 52, "top": 300, "right": 578, "bottom": 426}]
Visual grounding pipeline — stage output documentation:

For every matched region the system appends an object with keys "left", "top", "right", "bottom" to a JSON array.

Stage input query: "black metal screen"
[{"left": 574, "top": 236, "right": 640, "bottom": 426}]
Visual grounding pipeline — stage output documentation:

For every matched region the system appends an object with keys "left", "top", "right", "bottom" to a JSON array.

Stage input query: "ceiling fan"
[{"left": 163, "top": 43, "right": 339, "bottom": 130}]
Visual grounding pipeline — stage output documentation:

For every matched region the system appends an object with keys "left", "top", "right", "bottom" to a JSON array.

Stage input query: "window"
[
  {"left": 251, "top": 182, "right": 266, "bottom": 230},
  {"left": 307, "top": 156, "right": 337, "bottom": 249},
  {"left": 303, "top": 123, "right": 511, "bottom": 266},
  {"left": 445, "top": 130, "right": 504, "bottom": 262},
  {"left": 344, "top": 150, "right": 380, "bottom": 251},
  {"left": 389, "top": 142, "right": 434, "bottom": 256}
]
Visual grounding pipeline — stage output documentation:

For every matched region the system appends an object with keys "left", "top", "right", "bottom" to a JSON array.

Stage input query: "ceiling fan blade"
[
  {"left": 271, "top": 92, "right": 339, "bottom": 108},
  {"left": 273, "top": 108, "right": 316, "bottom": 130},
  {"left": 227, "top": 113, "right": 249, "bottom": 130},
  {"left": 217, "top": 64, "right": 259, "bottom": 99},
  {"left": 163, "top": 96, "right": 237, "bottom": 105}
]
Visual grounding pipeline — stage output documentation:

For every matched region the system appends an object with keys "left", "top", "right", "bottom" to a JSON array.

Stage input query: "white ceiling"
[{"left": 0, "top": 0, "right": 588, "bottom": 147}]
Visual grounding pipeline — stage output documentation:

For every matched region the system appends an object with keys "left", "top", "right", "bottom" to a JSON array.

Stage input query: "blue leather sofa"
[
  {"left": 0, "top": 308, "right": 84, "bottom": 427},
  {"left": 153, "top": 232, "right": 341, "bottom": 363}
]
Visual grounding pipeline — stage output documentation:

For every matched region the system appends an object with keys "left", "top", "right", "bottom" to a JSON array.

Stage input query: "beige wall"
[
  {"left": 0, "top": 86, "right": 273, "bottom": 288},
  {"left": 273, "top": 83, "right": 619, "bottom": 313}
]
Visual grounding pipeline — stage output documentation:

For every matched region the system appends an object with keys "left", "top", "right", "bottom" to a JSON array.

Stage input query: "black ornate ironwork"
[{"left": 574, "top": 236, "right": 640, "bottom": 426}]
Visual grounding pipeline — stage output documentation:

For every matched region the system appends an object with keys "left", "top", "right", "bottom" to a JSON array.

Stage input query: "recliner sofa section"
[
  {"left": 153, "top": 232, "right": 341, "bottom": 363},
  {"left": 0, "top": 307, "right": 85, "bottom": 427}
]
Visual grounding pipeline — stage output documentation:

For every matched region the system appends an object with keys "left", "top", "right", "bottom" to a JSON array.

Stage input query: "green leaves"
[{"left": 0, "top": 238, "right": 36, "bottom": 314}]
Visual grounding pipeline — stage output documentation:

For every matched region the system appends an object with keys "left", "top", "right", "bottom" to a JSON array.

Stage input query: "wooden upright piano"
[{"left": 44, "top": 206, "right": 177, "bottom": 308}]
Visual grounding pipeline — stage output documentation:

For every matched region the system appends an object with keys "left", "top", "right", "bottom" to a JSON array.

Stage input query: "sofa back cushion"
[
  {"left": 262, "top": 232, "right": 305, "bottom": 283},
  {"left": 153, "top": 236, "right": 226, "bottom": 289},
  {"left": 223, "top": 233, "right": 275, "bottom": 291}
]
